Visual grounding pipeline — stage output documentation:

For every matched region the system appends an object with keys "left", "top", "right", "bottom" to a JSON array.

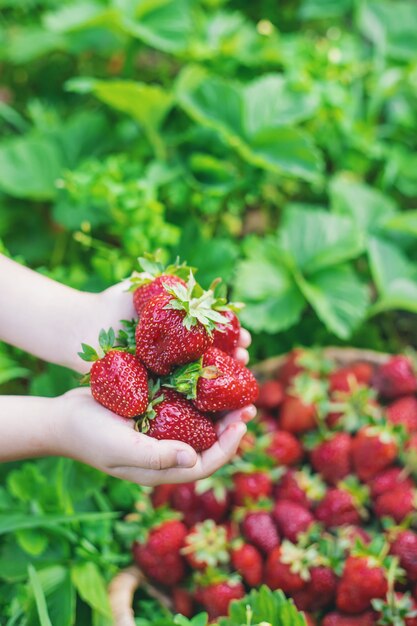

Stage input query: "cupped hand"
[{"left": 55, "top": 388, "right": 256, "bottom": 486}]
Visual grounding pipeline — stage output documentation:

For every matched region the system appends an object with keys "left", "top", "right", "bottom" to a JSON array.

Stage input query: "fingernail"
[
  {"left": 177, "top": 450, "right": 196, "bottom": 467},
  {"left": 242, "top": 405, "right": 257, "bottom": 422}
]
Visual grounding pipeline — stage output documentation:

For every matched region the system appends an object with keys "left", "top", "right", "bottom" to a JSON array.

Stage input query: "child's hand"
[{"left": 55, "top": 388, "right": 254, "bottom": 486}]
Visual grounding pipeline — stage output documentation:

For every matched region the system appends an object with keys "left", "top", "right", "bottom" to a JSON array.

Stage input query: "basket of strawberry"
[
  {"left": 109, "top": 345, "right": 417, "bottom": 626},
  {"left": 78, "top": 255, "right": 258, "bottom": 452}
]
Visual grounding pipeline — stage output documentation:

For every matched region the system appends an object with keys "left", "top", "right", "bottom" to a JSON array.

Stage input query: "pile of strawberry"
[
  {"left": 79, "top": 256, "right": 258, "bottom": 451},
  {"left": 131, "top": 347, "right": 417, "bottom": 626}
]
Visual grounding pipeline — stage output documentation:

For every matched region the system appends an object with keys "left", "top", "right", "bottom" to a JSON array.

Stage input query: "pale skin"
[{"left": 0, "top": 255, "right": 255, "bottom": 486}]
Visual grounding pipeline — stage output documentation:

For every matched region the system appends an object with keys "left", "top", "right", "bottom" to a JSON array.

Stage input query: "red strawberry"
[
  {"left": 241, "top": 510, "right": 280, "bottom": 554},
  {"left": 368, "top": 467, "right": 413, "bottom": 499},
  {"left": 273, "top": 500, "right": 314, "bottom": 543},
  {"left": 280, "top": 374, "right": 328, "bottom": 434},
  {"left": 258, "top": 410, "right": 280, "bottom": 434},
  {"left": 264, "top": 542, "right": 320, "bottom": 593},
  {"left": 387, "top": 396, "right": 417, "bottom": 433},
  {"left": 279, "top": 348, "right": 331, "bottom": 388},
  {"left": 390, "top": 530, "right": 417, "bottom": 583},
  {"left": 170, "top": 479, "right": 230, "bottom": 526},
  {"left": 79, "top": 329, "right": 148, "bottom": 418},
  {"left": 166, "top": 347, "right": 258, "bottom": 412},
  {"left": 329, "top": 363, "right": 373, "bottom": 393},
  {"left": 132, "top": 519, "right": 187, "bottom": 586},
  {"left": 351, "top": 425, "right": 399, "bottom": 481},
  {"left": 310, "top": 432, "right": 352, "bottom": 485},
  {"left": 136, "top": 273, "right": 229, "bottom": 375},
  {"left": 292, "top": 566, "right": 338, "bottom": 612},
  {"left": 322, "top": 612, "right": 376, "bottom": 626},
  {"left": 130, "top": 255, "right": 190, "bottom": 316},
  {"left": 231, "top": 543, "right": 263, "bottom": 586},
  {"left": 315, "top": 478, "right": 369, "bottom": 528},
  {"left": 278, "top": 348, "right": 307, "bottom": 387},
  {"left": 373, "top": 355, "right": 417, "bottom": 399},
  {"left": 336, "top": 555, "right": 388, "bottom": 613},
  {"left": 275, "top": 468, "right": 326, "bottom": 510},
  {"left": 137, "top": 389, "right": 216, "bottom": 452},
  {"left": 374, "top": 485, "right": 416, "bottom": 523},
  {"left": 232, "top": 471, "right": 273, "bottom": 506},
  {"left": 151, "top": 484, "right": 176, "bottom": 508},
  {"left": 134, "top": 275, "right": 187, "bottom": 317},
  {"left": 196, "top": 578, "right": 245, "bottom": 619},
  {"left": 172, "top": 588, "right": 194, "bottom": 618},
  {"left": 133, "top": 546, "right": 185, "bottom": 586},
  {"left": 212, "top": 309, "right": 241, "bottom": 354},
  {"left": 266, "top": 430, "right": 303, "bottom": 466},
  {"left": 280, "top": 396, "right": 317, "bottom": 434},
  {"left": 182, "top": 520, "right": 229, "bottom": 570},
  {"left": 256, "top": 380, "right": 285, "bottom": 410}
]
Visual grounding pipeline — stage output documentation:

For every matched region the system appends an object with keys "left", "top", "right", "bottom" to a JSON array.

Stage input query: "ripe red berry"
[
  {"left": 139, "top": 389, "right": 217, "bottom": 452},
  {"left": 373, "top": 355, "right": 417, "bottom": 399},
  {"left": 212, "top": 309, "right": 241, "bottom": 354},
  {"left": 231, "top": 543, "right": 263, "bottom": 587},
  {"left": 387, "top": 396, "right": 417, "bottom": 433},
  {"left": 267, "top": 431, "right": 303, "bottom": 466},
  {"left": 273, "top": 500, "right": 314, "bottom": 543},
  {"left": 241, "top": 510, "right": 280, "bottom": 554},
  {"left": 256, "top": 380, "right": 285, "bottom": 410},
  {"left": 310, "top": 432, "right": 352, "bottom": 485}
]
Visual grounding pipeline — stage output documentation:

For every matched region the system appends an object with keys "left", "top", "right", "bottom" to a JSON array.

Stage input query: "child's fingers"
[
  {"left": 238, "top": 328, "right": 251, "bottom": 348},
  {"left": 234, "top": 347, "right": 249, "bottom": 365},
  {"left": 108, "top": 431, "right": 198, "bottom": 472},
  {"left": 216, "top": 405, "right": 257, "bottom": 435}
]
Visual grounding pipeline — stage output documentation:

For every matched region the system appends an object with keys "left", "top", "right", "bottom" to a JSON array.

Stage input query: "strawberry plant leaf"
[
  {"left": 330, "top": 175, "right": 398, "bottom": 235},
  {"left": 295, "top": 264, "right": 370, "bottom": 339},
  {"left": 71, "top": 561, "right": 112, "bottom": 618},
  {"left": 176, "top": 67, "right": 323, "bottom": 180},
  {"left": 218, "top": 585, "right": 306, "bottom": 626},
  {"left": 233, "top": 237, "right": 305, "bottom": 334},
  {"left": 27, "top": 566, "right": 75, "bottom": 626},
  {"left": 357, "top": 0, "right": 417, "bottom": 61},
  {"left": 27, "top": 564, "right": 53, "bottom": 626},
  {"left": 368, "top": 237, "right": 417, "bottom": 315},
  {"left": 279, "top": 206, "right": 364, "bottom": 274}
]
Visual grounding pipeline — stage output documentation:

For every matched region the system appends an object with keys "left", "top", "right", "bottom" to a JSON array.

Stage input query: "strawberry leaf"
[{"left": 218, "top": 585, "right": 307, "bottom": 626}]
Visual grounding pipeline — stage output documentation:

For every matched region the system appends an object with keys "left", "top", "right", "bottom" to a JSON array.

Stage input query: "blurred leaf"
[
  {"left": 175, "top": 220, "right": 239, "bottom": 287},
  {"left": 0, "top": 352, "right": 30, "bottom": 386},
  {"left": 295, "top": 264, "right": 370, "bottom": 339},
  {"left": 67, "top": 78, "right": 172, "bottom": 131},
  {"left": 380, "top": 211, "right": 417, "bottom": 237},
  {"left": 358, "top": 0, "right": 417, "bottom": 61},
  {"left": 0, "top": 136, "right": 63, "bottom": 200},
  {"left": 0, "top": 511, "right": 118, "bottom": 535},
  {"left": 28, "top": 566, "right": 75, "bottom": 626},
  {"left": 5, "top": 27, "right": 66, "bottom": 64},
  {"left": 330, "top": 176, "right": 397, "bottom": 234},
  {"left": 120, "top": 0, "right": 193, "bottom": 54},
  {"left": 177, "top": 67, "right": 323, "bottom": 180},
  {"left": 368, "top": 237, "right": 417, "bottom": 315},
  {"left": 279, "top": 206, "right": 364, "bottom": 274},
  {"left": 27, "top": 565, "right": 53, "bottom": 626},
  {"left": 219, "top": 585, "right": 306, "bottom": 626},
  {"left": 16, "top": 529, "right": 48, "bottom": 557},
  {"left": 233, "top": 237, "right": 305, "bottom": 333},
  {"left": 29, "top": 364, "right": 78, "bottom": 397},
  {"left": 71, "top": 561, "right": 112, "bottom": 617},
  {"left": 299, "top": 0, "right": 353, "bottom": 19},
  {"left": 44, "top": 2, "right": 121, "bottom": 34}
]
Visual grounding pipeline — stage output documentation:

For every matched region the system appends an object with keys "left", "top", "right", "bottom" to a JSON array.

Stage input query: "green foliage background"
[{"left": 0, "top": 0, "right": 417, "bottom": 623}]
